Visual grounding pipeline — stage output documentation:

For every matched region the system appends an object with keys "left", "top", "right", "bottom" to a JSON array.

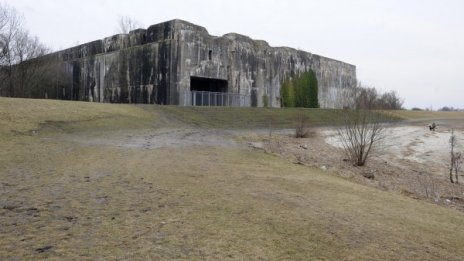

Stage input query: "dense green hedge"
[{"left": 281, "top": 70, "right": 319, "bottom": 108}]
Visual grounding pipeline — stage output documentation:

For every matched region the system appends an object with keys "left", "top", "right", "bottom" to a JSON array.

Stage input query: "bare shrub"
[
  {"left": 337, "top": 110, "right": 391, "bottom": 166},
  {"left": 454, "top": 153, "right": 462, "bottom": 184},
  {"left": 416, "top": 172, "right": 440, "bottom": 201},
  {"left": 268, "top": 113, "right": 274, "bottom": 144},
  {"left": 378, "top": 90, "right": 404, "bottom": 110},
  {"left": 345, "top": 82, "right": 404, "bottom": 110},
  {"left": 295, "top": 113, "right": 314, "bottom": 138},
  {"left": 353, "top": 85, "right": 379, "bottom": 110},
  {"left": 449, "top": 129, "right": 462, "bottom": 184},
  {"left": 266, "top": 113, "right": 283, "bottom": 154}
]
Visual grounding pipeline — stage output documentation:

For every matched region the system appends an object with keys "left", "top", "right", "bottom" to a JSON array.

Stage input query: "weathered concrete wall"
[
  {"left": 171, "top": 20, "right": 356, "bottom": 107},
  {"left": 51, "top": 21, "right": 176, "bottom": 104},
  {"left": 13, "top": 19, "right": 357, "bottom": 107}
]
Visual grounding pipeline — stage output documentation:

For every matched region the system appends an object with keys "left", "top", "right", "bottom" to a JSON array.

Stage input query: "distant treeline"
[
  {"left": 280, "top": 69, "right": 404, "bottom": 110},
  {"left": 0, "top": 2, "right": 66, "bottom": 98}
]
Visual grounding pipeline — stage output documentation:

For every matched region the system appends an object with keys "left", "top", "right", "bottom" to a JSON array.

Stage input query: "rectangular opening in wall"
[
  {"left": 190, "top": 76, "right": 229, "bottom": 106},
  {"left": 208, "top": 50, "right": 212, "bottom": 60},
  {"left": 190, "top": 76, "right": 227, "bottom": 92}
]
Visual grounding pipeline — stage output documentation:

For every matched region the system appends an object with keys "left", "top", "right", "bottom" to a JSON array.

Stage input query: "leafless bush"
[
  {"left": 377, "top": 90, "right": 404, "bottom": 110},
  {"left": 449, "top": 129, "right": 462, "bottom": 184},
  {"left": 344, "top": 82, "right": 404, "bottom": 110},
  {"left": 295, "top": 113, "right": 313, "bottom": 138},
  {"left": 268, "top": 114, "right": 275, "bottom": 144},
  {"left": 337, "top": 110, "right": 391, "bottom": 166},
  {"left": 416, "top": 172, "right": 440, "bottom": 201},
  {"left": 265, "top": 114, "right": 282, "bottom": 154},
  {"left": 353, "top": 84, "right": 379, "bottom": 110}
]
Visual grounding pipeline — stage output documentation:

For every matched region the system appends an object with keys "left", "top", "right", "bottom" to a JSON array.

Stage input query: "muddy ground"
[{"left": 244, "top": 120, "right": 464, "bottom": 211}]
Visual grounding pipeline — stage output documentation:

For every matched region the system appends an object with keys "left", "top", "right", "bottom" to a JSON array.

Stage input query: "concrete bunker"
[{"left": 6, "top": 19, "right": 357, "bottom": 108}]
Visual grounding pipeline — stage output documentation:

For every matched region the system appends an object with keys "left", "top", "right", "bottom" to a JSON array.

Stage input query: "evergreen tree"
[
  {"left": 281, "top": 78, "right": 295, "bottom": 107},
  {"left": 308, "top": 70, "right": 319, "bottom": 108},
  {"left": 281, "top": 70, "right": 318, "bottom": 108}
]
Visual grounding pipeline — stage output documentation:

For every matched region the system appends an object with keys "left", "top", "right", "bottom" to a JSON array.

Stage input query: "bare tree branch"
[
  {"left": 449, "top": 129, "right": 462, "bottom": 184},
  {"left": 0, "top": 2, "right": 50, "bottom": 97},
  {"left": 116, "top": 15, "right": 143, "bottom": 34}
]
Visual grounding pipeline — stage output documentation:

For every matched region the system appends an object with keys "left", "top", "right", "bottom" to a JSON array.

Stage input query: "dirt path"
[
  {"left": 61, "top": 128, "right": 239, "bottom": 150},
  {"left": 57, "top": 109, "right": 243, "bottom": 150}
]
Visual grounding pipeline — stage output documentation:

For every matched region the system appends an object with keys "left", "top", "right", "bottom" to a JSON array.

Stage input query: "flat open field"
[{"left": 1, "top": 98, "right": 464, "bottom": 260}]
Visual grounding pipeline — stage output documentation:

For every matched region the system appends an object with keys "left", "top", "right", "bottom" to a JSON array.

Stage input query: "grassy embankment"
[
  {"left": 391, "top": 110, "right": 464, "bottom": 121},
  {"left": 158, "top": 106, "right": 344, "bottom": 129},
  {"left": 1, "top": 98, "right": 464, "bottom": 260}
]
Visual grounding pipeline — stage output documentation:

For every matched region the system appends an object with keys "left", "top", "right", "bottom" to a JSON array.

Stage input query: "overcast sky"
[{"left": 6, "top": 0, "right": 464, "bottom": 109}]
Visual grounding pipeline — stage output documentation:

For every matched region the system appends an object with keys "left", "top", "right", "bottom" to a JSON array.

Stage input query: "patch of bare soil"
[
  {"left": 244, "top": 125, "right": 464, "bottom": 212},
  {"left": 60, "top": 128, "right": 239, "bottom": 150}
]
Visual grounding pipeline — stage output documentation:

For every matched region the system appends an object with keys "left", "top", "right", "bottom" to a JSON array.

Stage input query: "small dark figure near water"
[{"left": 429, "top": 122, "right": 437, "bottom": 131}]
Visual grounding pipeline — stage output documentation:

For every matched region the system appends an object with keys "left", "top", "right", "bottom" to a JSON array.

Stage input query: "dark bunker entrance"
[
  {"left": 190, "top": 76, "right": 229, "bottom": 106},
  {"left": 190, "top": 76, "right": 228, "bottom": 93}
]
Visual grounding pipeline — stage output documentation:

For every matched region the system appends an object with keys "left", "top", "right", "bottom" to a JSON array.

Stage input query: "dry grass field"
[{"left": 1, "top": 98, "right": 464, "bottom": 260}]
